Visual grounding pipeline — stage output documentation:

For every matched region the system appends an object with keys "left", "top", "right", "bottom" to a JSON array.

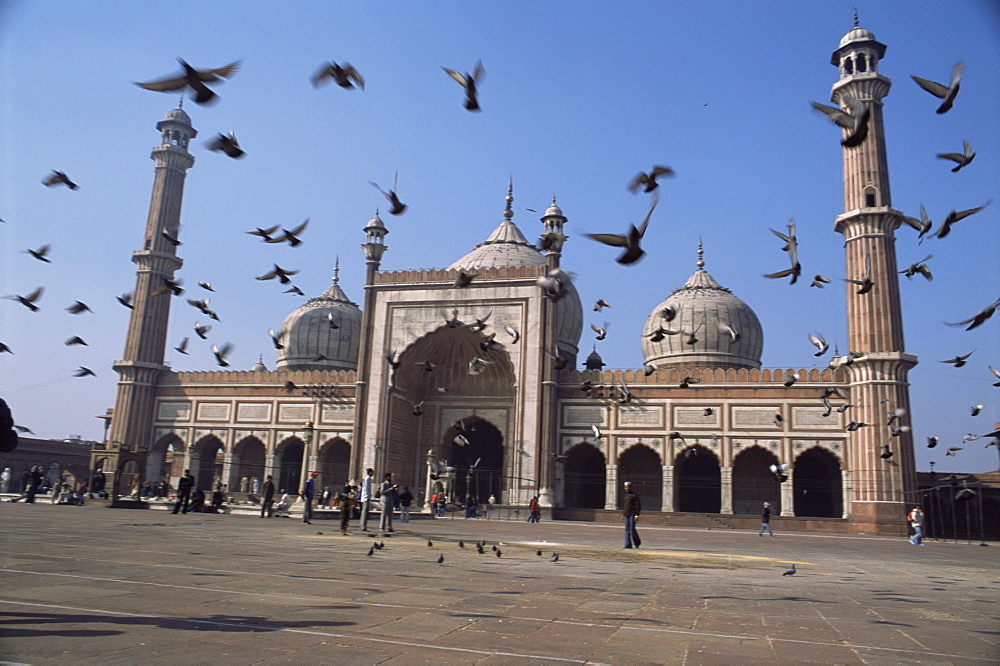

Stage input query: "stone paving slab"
[{"left": 2, "top": 502, "right": 999, "bottom": 664}]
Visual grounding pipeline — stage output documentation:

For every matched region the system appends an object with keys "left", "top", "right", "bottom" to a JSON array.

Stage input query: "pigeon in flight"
[
  {"left": 207, "top": 131, "right": 245, "bottom": 159},
  {"left": 74, "top": 366, "right": 96, "bottom": 377},
  {"left": 931, "top": 200, "right": 992, "bottom": 240},
  {"left": 64, "top": 336, "right": 87, "bottom": 346},
  {"left": 504, "top": 325, "right": 520, "bottom": 344},
  {"left": 945, "top": 300, "right": 999, "bottom": 331},
  {"left": 926, "top": 436, "right": 939, "bottom": 449},
  {"left": 135, "top": 59, "right": 241, "bottom": 105},
  {"left": 809, "top": 332, "right": 829, "bottom": 357},
  {"left": 945, "top": 446, "right": 962, "bottom": 457},
  {"left": 175, "top": 337, "right": 190, "bottom": 355},
  {"left": 810, "top": 97, "right": 870, "bottom": 147},
  {"left": 247, "top": 225, "right": 281, "bottom": 242},
  {"left": 160, "top": 229, "right": 181, "bottom": 247},
  {"left": 194, "top": 323, "right": 212, "bottom": 339},
  {"left": 370, "top": 173, "right": 406, "bottom": 215},
  {"left": 911, "top": 61, "right": 963, "bottom": 114},
  {"left": 24, "top": 245, "right": 51, "bottom": 263},
  {"left": 940, "top": 351, "right": 974, "bottom": 368},
  {"left": 843, "top": 254, "right": 873, "bottom": 294},
  {"left": 971, "top": 404, "right": 984, "bottom": 417},
  {"left": 584, "top": 192, "right": 659, "bottom": 265},
  {"left": 594, "top": 299, "right": 611, "bottom": 312},
  {"left": 41, "top": 170, "right": 79, "bottom": 190},
  {"left": 454, "top": 269, "right": 478, "bottom": 288},
  {"left": 591, "top": 323, "right": 608, "bottom": 341},
  {"left": 627, "top": 165, "right": 674, "bottom": 194},
  {"left": 66, "top": 301, "right": 92, "bottom": 315},
  {"left": 810, "top": 275, "right": 831, "bottom": 288},
  {"left": 442, "top": 60, "right": 485, "bottom": 111},
  {"left": 936, "top": 140, "right": 975, "bottom": 172},
  {"left": 268, "top": 329, "right": 284, "bottom": 349},
  {"left": 212, "top": 343, "right": 233, "bottom": 367},
  {"left": 266, "top": 219, "right": 310, "bottom": 247},
  {"left": 902, "top": 204, "right": 934, "bottom": 243},
  {"left": 117, "top": 292, "right": 134, "bottom": 309},
  {"left": 6, "top": 287, "right": 43, "bottom": 311},
  {"left": 311, "top": 61, "right": 364, "bottom": 90},
  {"left": 899, "top": 255, "right": 933, "bottom": 281},
  {"left": 256, "top": 265, "right": 299, "bottom": 284},
  {"left": 763, "top": 219, "right": 801, "bottom": 284}
]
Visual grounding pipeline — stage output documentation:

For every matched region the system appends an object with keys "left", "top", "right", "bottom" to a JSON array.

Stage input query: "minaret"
[
  {"left": 828, "top": 23, "right": 917, "bottom": 532},
  {"left": 104, "top": 106, "right": 197, "bottom": 480},
  {"left": 349, "top": 210, "right": 389, "bottom": 478},
  {"left": 537, "top": 191, "right": 567, "bottom": 508}
]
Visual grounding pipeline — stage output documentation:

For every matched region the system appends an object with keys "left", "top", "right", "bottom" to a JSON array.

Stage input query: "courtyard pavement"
[{"left": 1, "top": 502, "right": 998, "bottom": 664}]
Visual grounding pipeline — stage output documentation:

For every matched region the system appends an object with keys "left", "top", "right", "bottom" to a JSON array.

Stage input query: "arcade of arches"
[
  {"left": 559, "top": 443, "right": 845, "bottom": 518},
  {"left": 138, "top": 433, "right": 351, "bottom": 496}
]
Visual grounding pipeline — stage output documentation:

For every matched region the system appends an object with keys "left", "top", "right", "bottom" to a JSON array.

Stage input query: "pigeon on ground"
[
  {"left": 911, "top": 61, "right": 963, "bottom": 114},
  {"left": 783, "top": 564, "right": 796, "bottom": 576},
  {"left": 550, "top": 553, "right": 559, "bottom": 562},
  {"left": 437, "top": 553, "right": 444, "bottom": 564},
  {"left": 442, "top": 60, "right": 485, "bottom": 111},
  {"left": 135, "top": 59, "right": 241, "bottom": 105}
]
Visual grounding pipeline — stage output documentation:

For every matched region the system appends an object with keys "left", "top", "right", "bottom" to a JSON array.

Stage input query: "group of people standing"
[{"left": 295, "top": 468, "right": 414, "bottom": 534}]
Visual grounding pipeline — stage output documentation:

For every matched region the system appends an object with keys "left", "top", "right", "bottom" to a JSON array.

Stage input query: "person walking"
[
  {"left": 908, "top": 505, "right": 925, "bottom": 545},
  {"left": 260, "top": 474, "right": 275, "bottom": 518},
  {"left": 398, "top": 486, "right": 413, "bottom": 523},
  {"left": 526, "top": 496, "right": 540, "bottom": 523},
  {"left": 172, "top": 469, "right": 194, "bottom": 514},
  {"left": 359, "top": 468, "right": 374, "bottom": 531},
  {"left": 339, "top": 484, "right": 356, "bottom": 535},
  {"left": 378, "top": 472, "right": 398, "bottom": 532},
  {"left": 300, "top": 471, "right": 318, "bottom": 524},
  {"left": 622, "top": 482, "right": 641, "bottom": 548},
  {"left": 25, "top": 466, "right": 42, "bottom": 504},
  {"left": 758, "top": 502, "right": 775, "bottom": 537}
]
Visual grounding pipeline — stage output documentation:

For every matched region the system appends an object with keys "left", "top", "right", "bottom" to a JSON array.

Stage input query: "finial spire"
[
  {"left": 503, "top": 177, "right": 514, "bottom": 220},
  {"left": 333, "top": 255, "right": 340, "bottom": 284},
  {"left": 853, "top": 7, "right": 859, "bottom": 27},
  {"left": 178, "top": 97, "right": 184, "bottom": 109},
  {"left": 696, "top": 237, "right": 705, "bottom": 269}
]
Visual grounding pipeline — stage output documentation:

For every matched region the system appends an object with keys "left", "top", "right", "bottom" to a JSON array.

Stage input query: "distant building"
[
  {"left": 94, "top": 24, "right": 922, "bottom": 534},
  {"left": 3, "top": 436, "right": 93, "bottom": 493}
]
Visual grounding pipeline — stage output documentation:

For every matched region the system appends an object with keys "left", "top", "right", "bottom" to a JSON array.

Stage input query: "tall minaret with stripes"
[
  {"left": 828, "top": 22, "right": 917, "bottom": 532},
  {"left": 99, "top": 105, "right": 196, "bottom": 488}
]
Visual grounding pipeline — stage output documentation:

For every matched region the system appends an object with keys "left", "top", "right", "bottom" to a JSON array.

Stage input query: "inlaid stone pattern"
[
  {"left": 158, "top": 401, "right": 191, "bottom": 421},
  {"left": 321, "top": 403, "right": 355, "bottom": 423},
  {"left": 792, "top": 439, "right": 843, "bottom": 457},
  {"left": 733, "top": 438, "right": 780, "bottom": 453},
  {"left": 617, "top": 436, "right": 663, "bottom": 453},
  {"left": 196, "top": 402, "right": 230, "bottom": 421},
  {"left": 278, "top": 403, "right": 312, "bottom": 424},
  {"left": 236, "top": 402, "right": 271, "bottom": 422},
  {"left": 618, "top": 404, "right": 663, "bottom": 427},
  {"left": 564, "top": 405, "right": 606, "bottom": 427},
  {"left": 233, "top": 429, "right": 269, "bottom": 443},
  {"left": 732, "top": 406, "right": 779, "bottom": 427},
  {"left": 674, "top": 406, "right": 718, "bottom": 427},
  {"left": 792, "top": 406, "right": 840, "bottom": 428}
]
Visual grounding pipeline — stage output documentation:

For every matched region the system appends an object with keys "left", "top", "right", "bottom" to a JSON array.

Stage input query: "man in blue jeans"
[
  {"left": 758, "top": 502, "right": 775, "bottom": 536},
  {"left": 623, "top": 482, "right": 641, "bottom": 548}
]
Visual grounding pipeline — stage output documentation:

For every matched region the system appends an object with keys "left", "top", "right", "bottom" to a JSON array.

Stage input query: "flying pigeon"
[
  {"left": 810, "top": 97, "right": 870, "bottom": 147},
  {"left": 24, "top": 245, "right": 52, "bottom": 262},
  {"left": 370, "top": 173, "right": 406, "bottom": 215},
  {"left": 135, "top": 59, "right": 241, "bottom": 105},
  {"left": 627, "top": 165, "right": 674, "bottom": 194},
  {"left": 936, "top": 140, "right": 976, "bottom": 172},
  {"left": 311, "top": 61, "right": 364, "bottom": 89},
  {"left": 442, "top": 60, "right": 485, "bottom": 111},
  {"left": 207, "top": 131, "right": 245, "bottom": 158},
  {"left": 41, "top": 170, "right": 79, "bottom": 190},
  {"left": 911, "top": 61, "right": 963, "bottom": 114},
  {"left": 584, "top": 192, "right": 659, "bottom": 265}
]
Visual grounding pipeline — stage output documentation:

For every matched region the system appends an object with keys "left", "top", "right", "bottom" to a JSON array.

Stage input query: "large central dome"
[{"left": 642, "top": 263, "right": 763, "bottom": 370}]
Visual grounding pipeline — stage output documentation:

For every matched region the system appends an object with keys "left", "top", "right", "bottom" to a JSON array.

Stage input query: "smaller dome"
[
  {"left": 276, "top": 278, "right": 362, "bottom": 371},
  {"left": 364, "top": 210, "right": 387, "bottom": 233},
  {"left": 584, "top": 347, "right": 605, "bottom": 371},
  {"left": 251, "top": 357, "right": 268, "bottom": 372},
  {"left": 544, "top": 197, "right": 564, "bottom": 218},
  {"left": 163, "top": 106, "right": 192, "bottom": 125},
  {"left": 839, "top": 26, "right": 876, "bottom": 48}
]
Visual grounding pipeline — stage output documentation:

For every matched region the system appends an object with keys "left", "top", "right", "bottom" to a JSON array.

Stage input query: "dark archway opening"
[
  {"left": 277, "top": 438, "right": 304, "bottom": 494},
  {"left": 618, "top": 444, "right": 662, "bottom": 511},
  {"left": 232, "top": 438, "right": 266, "bottom": 491},
  {"left": 793, "top": 447, "right": 842, "bottom": 518},
  {"left": 318, "top": 437, "right": 351, "bottom": 492},
  {"left": 675, "top": 445, "right": 720, "bottom": 513},
  {"left": 192, "top": 436, "right": 224, "bottom": 491},
  {"left": 564, "top": 443, "right": 606, "bottom": 509},
  {"left": 732, "top": 446, "right": 782, "bottom": 515},
  {"left": 447, "top": 417, "right": 503, "bottom": 506}
]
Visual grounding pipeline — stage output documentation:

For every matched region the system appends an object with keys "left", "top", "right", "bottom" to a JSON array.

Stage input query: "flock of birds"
[{"left": 3, "top": 53, "right": 995, "bottom": 461}]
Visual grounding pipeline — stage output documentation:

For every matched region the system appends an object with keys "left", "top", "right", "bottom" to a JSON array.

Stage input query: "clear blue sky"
[{"left": 1, "top": 1, "right": 998, "bottom": 473}]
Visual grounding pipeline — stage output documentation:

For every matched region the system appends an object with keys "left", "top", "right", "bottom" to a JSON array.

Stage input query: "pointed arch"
[
  {"left": 190, "top": 435, "right": 225, "bottom": 491},
  {"left": 275, "top": 436, "right": 304, "bottom": 494},
  {"left": 148, "top": 433, "right": 185, "bottom": 483},
  {"left": 618, "top": 443, "right": 662, "bottom": 511},
  {"left": 563, "top": 441, "right": 606, "bottom": 509},
  {"left": 446, "top": 416, "right": 504, "bottom": 506},
  {"left": 674, "top": 444, "right": 720, "bottom": 513},
  {"left": 317, "top": 437, "right": 351, "bottom": 491},
  {"left": 231, "top": 436, "right": 266, "bottom": 491},
  {"left": 793, "top": 446, "right": 843, "bottom": 518},
  {"left": 732, "top": 445, "right": 782, "bottom": 515}
]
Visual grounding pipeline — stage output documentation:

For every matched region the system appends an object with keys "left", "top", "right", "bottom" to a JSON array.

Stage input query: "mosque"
[{"left": 92, "top": 24, "right": 917, "bottom": 534}]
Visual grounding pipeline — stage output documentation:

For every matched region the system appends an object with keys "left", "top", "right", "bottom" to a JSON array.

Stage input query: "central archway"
[
  {"left": 793, "top": 447, "right": 842, "bottom": 518},
  {"left": 618, "top": 444, "right": 662, "bottom": 511},
  {"left": 732, "top": 446, "right": 782, "bottom": 515},
  {"left": 447, "top": 417, "right": 503, "bottom": 506},
  {"left": 276, "top": 437, "right": 304, "bottom": 494},
  {"left": 674, "top": 445, "right": 721, "bottom": 513},
  {"left": 231, "top": 437, "right": 266, "bottom": 491},
  {"left": 191, "top": 435, "right": 224, "bottom": 491}
]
